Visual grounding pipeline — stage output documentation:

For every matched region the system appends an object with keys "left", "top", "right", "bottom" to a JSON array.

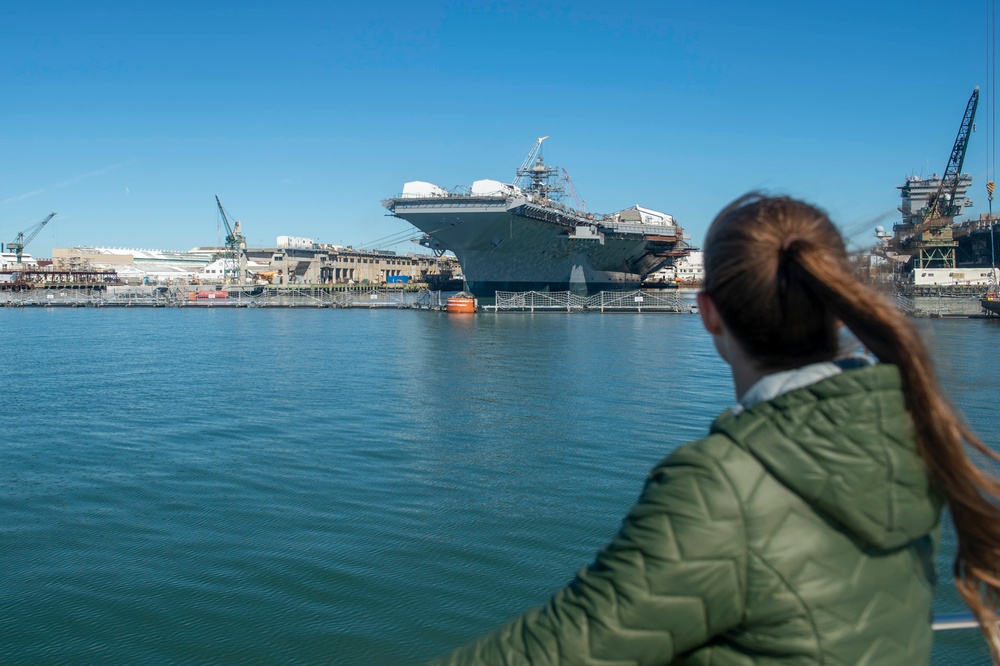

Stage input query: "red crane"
[{"left": 561, "top": 168, "right": 586, "bottom": 212}]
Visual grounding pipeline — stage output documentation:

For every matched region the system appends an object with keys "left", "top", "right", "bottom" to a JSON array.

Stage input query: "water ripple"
[{"left": 0, "top": 309, "right": 995, "bottom": 664}]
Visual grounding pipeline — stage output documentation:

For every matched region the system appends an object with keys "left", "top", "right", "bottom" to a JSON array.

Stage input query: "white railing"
[
  {"left": 490, "top": 290, "right": 687, "bottom": 313},
  {"left": 932, "top": 612, "right": 982, "bottom": 631},
  {"left": 0, "top": 286, "right": 444, "bottom": 309}
]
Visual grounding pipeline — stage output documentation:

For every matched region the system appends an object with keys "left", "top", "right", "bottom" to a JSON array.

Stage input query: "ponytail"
[
  {"left": 794, "top": 244, "right": 1000, "bottom": 658},
  {"left": 705, "top": 193, "right": 1000, "bottom": 658}
]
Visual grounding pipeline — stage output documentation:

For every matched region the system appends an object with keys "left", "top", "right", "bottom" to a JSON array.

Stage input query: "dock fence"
[
  {"left": 489, "top": 290, "right": 687, "bottom": 313},
  {"left": 0, "top": 286, "right": 447, "bottom": 309}
]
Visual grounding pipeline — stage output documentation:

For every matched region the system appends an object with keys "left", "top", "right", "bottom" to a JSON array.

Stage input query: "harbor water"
[{"left": 1, "top": 308, "right": 997, "bottom": 664}]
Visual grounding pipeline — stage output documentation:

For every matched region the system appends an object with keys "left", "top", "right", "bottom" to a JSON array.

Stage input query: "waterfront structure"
[
  {"left": 954, "top": 213, "right": 1000, "bottom": 267},
  {"left": 1, "top": 250, "right": 40, "bottom": 269},
  {"left": 245, "top": 246, "right": 451, "bottom": 285},
  {"left": 382, "top": 139, "right": 688, "bottom": 297},
  {"left": 197, "top": 256, "right": 269, "bottom": 282},
  {"left": 644, "top": 250, "right": 704, "bottom": 286},
  {"left": 50, "top": 243, "right": 455, "bottom": 287},
  {"left": 913, "top": 266, "right": 999, "bottom": 289},
  {"left": 885, "top": 185, "right": 1000, "bottom": 294},
  {"left": 895, "top": 174, "right": 974, "bottom": 269},
  {"left": 51, "top": 247, "right": 213, "bottom": 284}
]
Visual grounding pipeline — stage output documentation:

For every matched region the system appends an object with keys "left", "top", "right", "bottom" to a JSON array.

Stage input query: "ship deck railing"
[
  {"left": 603, "top": 222, "right": 680, "bottom": 237},
  {"left": 486, "top": 290, "right": 689, "bottom": 313},
  {"left": 932, "top": 612, "right": 990, "bottom": 631}
]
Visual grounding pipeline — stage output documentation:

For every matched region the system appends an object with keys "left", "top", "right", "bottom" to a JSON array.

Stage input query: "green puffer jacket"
[{"left": 434, "top": 364, "right": 943, "bottom": 665}]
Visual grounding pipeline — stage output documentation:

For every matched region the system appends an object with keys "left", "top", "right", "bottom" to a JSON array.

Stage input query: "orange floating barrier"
[{"left": 446, "top": 297, "right": 476, "bottom": 313}]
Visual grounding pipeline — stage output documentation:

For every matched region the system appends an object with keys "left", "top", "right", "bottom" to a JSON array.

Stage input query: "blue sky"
[{"left": 0, "top": 1, "right": 994, "bottom": 255}]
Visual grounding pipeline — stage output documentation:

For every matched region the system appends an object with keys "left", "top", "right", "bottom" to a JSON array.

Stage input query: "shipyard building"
[{"left": 47, "top": 240, "right": 459, "bottom": 287}]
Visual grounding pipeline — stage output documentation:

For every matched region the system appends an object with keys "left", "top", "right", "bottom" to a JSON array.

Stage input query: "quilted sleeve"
[{"left": 432, "top": 442, "right": 747, "bottom": 665}]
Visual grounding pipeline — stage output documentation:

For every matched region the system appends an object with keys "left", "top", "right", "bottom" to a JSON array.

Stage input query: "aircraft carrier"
[{"left": 382, "top": 138, "right": 688, "bottom": 297}]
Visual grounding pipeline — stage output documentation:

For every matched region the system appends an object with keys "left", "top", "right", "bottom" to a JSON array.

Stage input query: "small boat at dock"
[{"left": 981, "top": 295, "right": 1000, "bottom": 316}]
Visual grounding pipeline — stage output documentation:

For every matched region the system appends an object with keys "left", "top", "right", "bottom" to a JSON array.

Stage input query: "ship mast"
[
  {"left": 512, "top": 136, "right": 564, "bottom": 202},
  {"left": 512, "top": 136, "right": 547, "bottom": 190}
]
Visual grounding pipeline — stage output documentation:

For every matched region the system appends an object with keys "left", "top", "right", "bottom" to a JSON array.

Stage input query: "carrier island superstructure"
[{"left": 382, "top": 139, "right": 688, "bottom": 296}]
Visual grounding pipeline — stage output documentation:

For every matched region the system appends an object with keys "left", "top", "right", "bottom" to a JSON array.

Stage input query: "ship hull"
[{"left": 385, "top": 197, "right": 681, "bottom": 297}]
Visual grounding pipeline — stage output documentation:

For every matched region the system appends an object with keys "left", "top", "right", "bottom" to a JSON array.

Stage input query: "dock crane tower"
[
  {"left": 907, "top": 88, "right": 979, "bottom": 269},
  {"left": 6, "top": 212, "right": 56, "bottom": 264},
  {"left": 214, "top": 196, "right": 247, "bottom": 285}
]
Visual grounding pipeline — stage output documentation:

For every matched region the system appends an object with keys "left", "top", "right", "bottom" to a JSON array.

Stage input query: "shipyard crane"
[
  {"left": 892, "top": 88, "right": 979, "bottom": 270},
  {"left": 7, "top": 212, "right": 56, "bottom": 264},
  {"left": 561, "top": 167, "right": 586, "bottom": 212},
  {"left": 923, "top": 87, "right": 979, "bottom": 227},
  {"left": 214, "top": 195, "right": 247, "bottom": 285},
  {"left": 925, "top": 86, "right": 979, "bottom": 221}
]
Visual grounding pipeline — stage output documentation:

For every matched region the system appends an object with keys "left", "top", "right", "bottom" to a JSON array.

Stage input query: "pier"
[
  {"left": 4, "top": 283, "right": 998, "bottom": 318},
  {"left": 0, "top": 286, "right": 691, "bottom": 313},
  {"left": 0, "top": 285, "right": 447, "bottom": 309}
]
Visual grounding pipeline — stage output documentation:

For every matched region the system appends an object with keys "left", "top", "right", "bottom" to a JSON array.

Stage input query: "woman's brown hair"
[{"left": 703, "top": 193, "right": 1000, "bottom": 657}]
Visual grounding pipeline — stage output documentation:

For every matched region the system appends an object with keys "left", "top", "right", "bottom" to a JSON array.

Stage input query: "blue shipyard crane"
[
  {"left": 907, "top": 88, "right": 979, "bottom": 270},
  {"left": 214, "top": 195, "right": 247, "bottom": 284},
  {"left": 924, "top": 87, "right": 980, "bottom": 225},
  {"left": 894, "top": 88, "right": 980, "bottom": 268},
  {"left": 6, "top": 212, "right": 56, "bottom": 264}
]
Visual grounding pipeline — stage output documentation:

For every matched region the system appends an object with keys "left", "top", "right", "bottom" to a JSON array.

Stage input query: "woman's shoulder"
[
  {"left": 655, "top": 433, "right": 748, "bottom": 473},
  {"left": 642, "top": 433, "right": 768, "bottom": 509}
]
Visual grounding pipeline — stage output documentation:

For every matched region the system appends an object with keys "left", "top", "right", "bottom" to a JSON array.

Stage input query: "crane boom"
[
  {"left": 893, "top": 88, "right": 981, "bottom": 253},
  {"left": 215, "top": 195, "right": 243, "bottom": 245},
  {"left": 926, "top": 88, "right": 979, "bottom": 224},
  {"left": 214, "top": 196, "right": 247, "bottom": 285},
  {"left": 561, "top": 167, "right": 586, "bottom": 212},
  {"left": 8, "top": 212, "right": 57, "bottom": 264}
]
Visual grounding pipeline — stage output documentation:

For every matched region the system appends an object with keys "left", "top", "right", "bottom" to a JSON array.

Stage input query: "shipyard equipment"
[
  {"left": 512, "top": 136, "right": 548, "bottom": 190},
  {"left": 214, "top": 196, "right": 247, "bottom": 284},
  {"left": 927, "top": 88, "right": 979, "bottom": 224},
  {"left": 561, "top": 167, "right": 586, "bottom": 212},
  {"left": 896, "top": 88, "right": 979, "bottom": 269},
  {"left": 6, "top": 213, "right": 56, "bottom": 264}
]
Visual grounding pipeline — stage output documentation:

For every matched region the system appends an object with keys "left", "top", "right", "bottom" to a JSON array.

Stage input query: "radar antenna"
[
  {"left": 512, "top": 136, "right": 563, "bottom": 201},
  {"left": 512, "top": 136, "right": 549, "bottom": 190}
]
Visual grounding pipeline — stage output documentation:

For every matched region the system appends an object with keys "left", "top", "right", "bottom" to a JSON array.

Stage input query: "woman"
[{"left": 433, "top": 194, "right": 1000, "bottom": 665}]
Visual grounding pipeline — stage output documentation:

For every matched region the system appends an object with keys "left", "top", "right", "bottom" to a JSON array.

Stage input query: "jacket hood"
[{"left": 711, "top": 364, "right": 942, "bottom": 550}]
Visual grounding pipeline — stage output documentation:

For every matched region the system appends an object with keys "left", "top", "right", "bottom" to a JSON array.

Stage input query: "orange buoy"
[{"left": 446, "top": 297, "right": 476, "bottom": 313}]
